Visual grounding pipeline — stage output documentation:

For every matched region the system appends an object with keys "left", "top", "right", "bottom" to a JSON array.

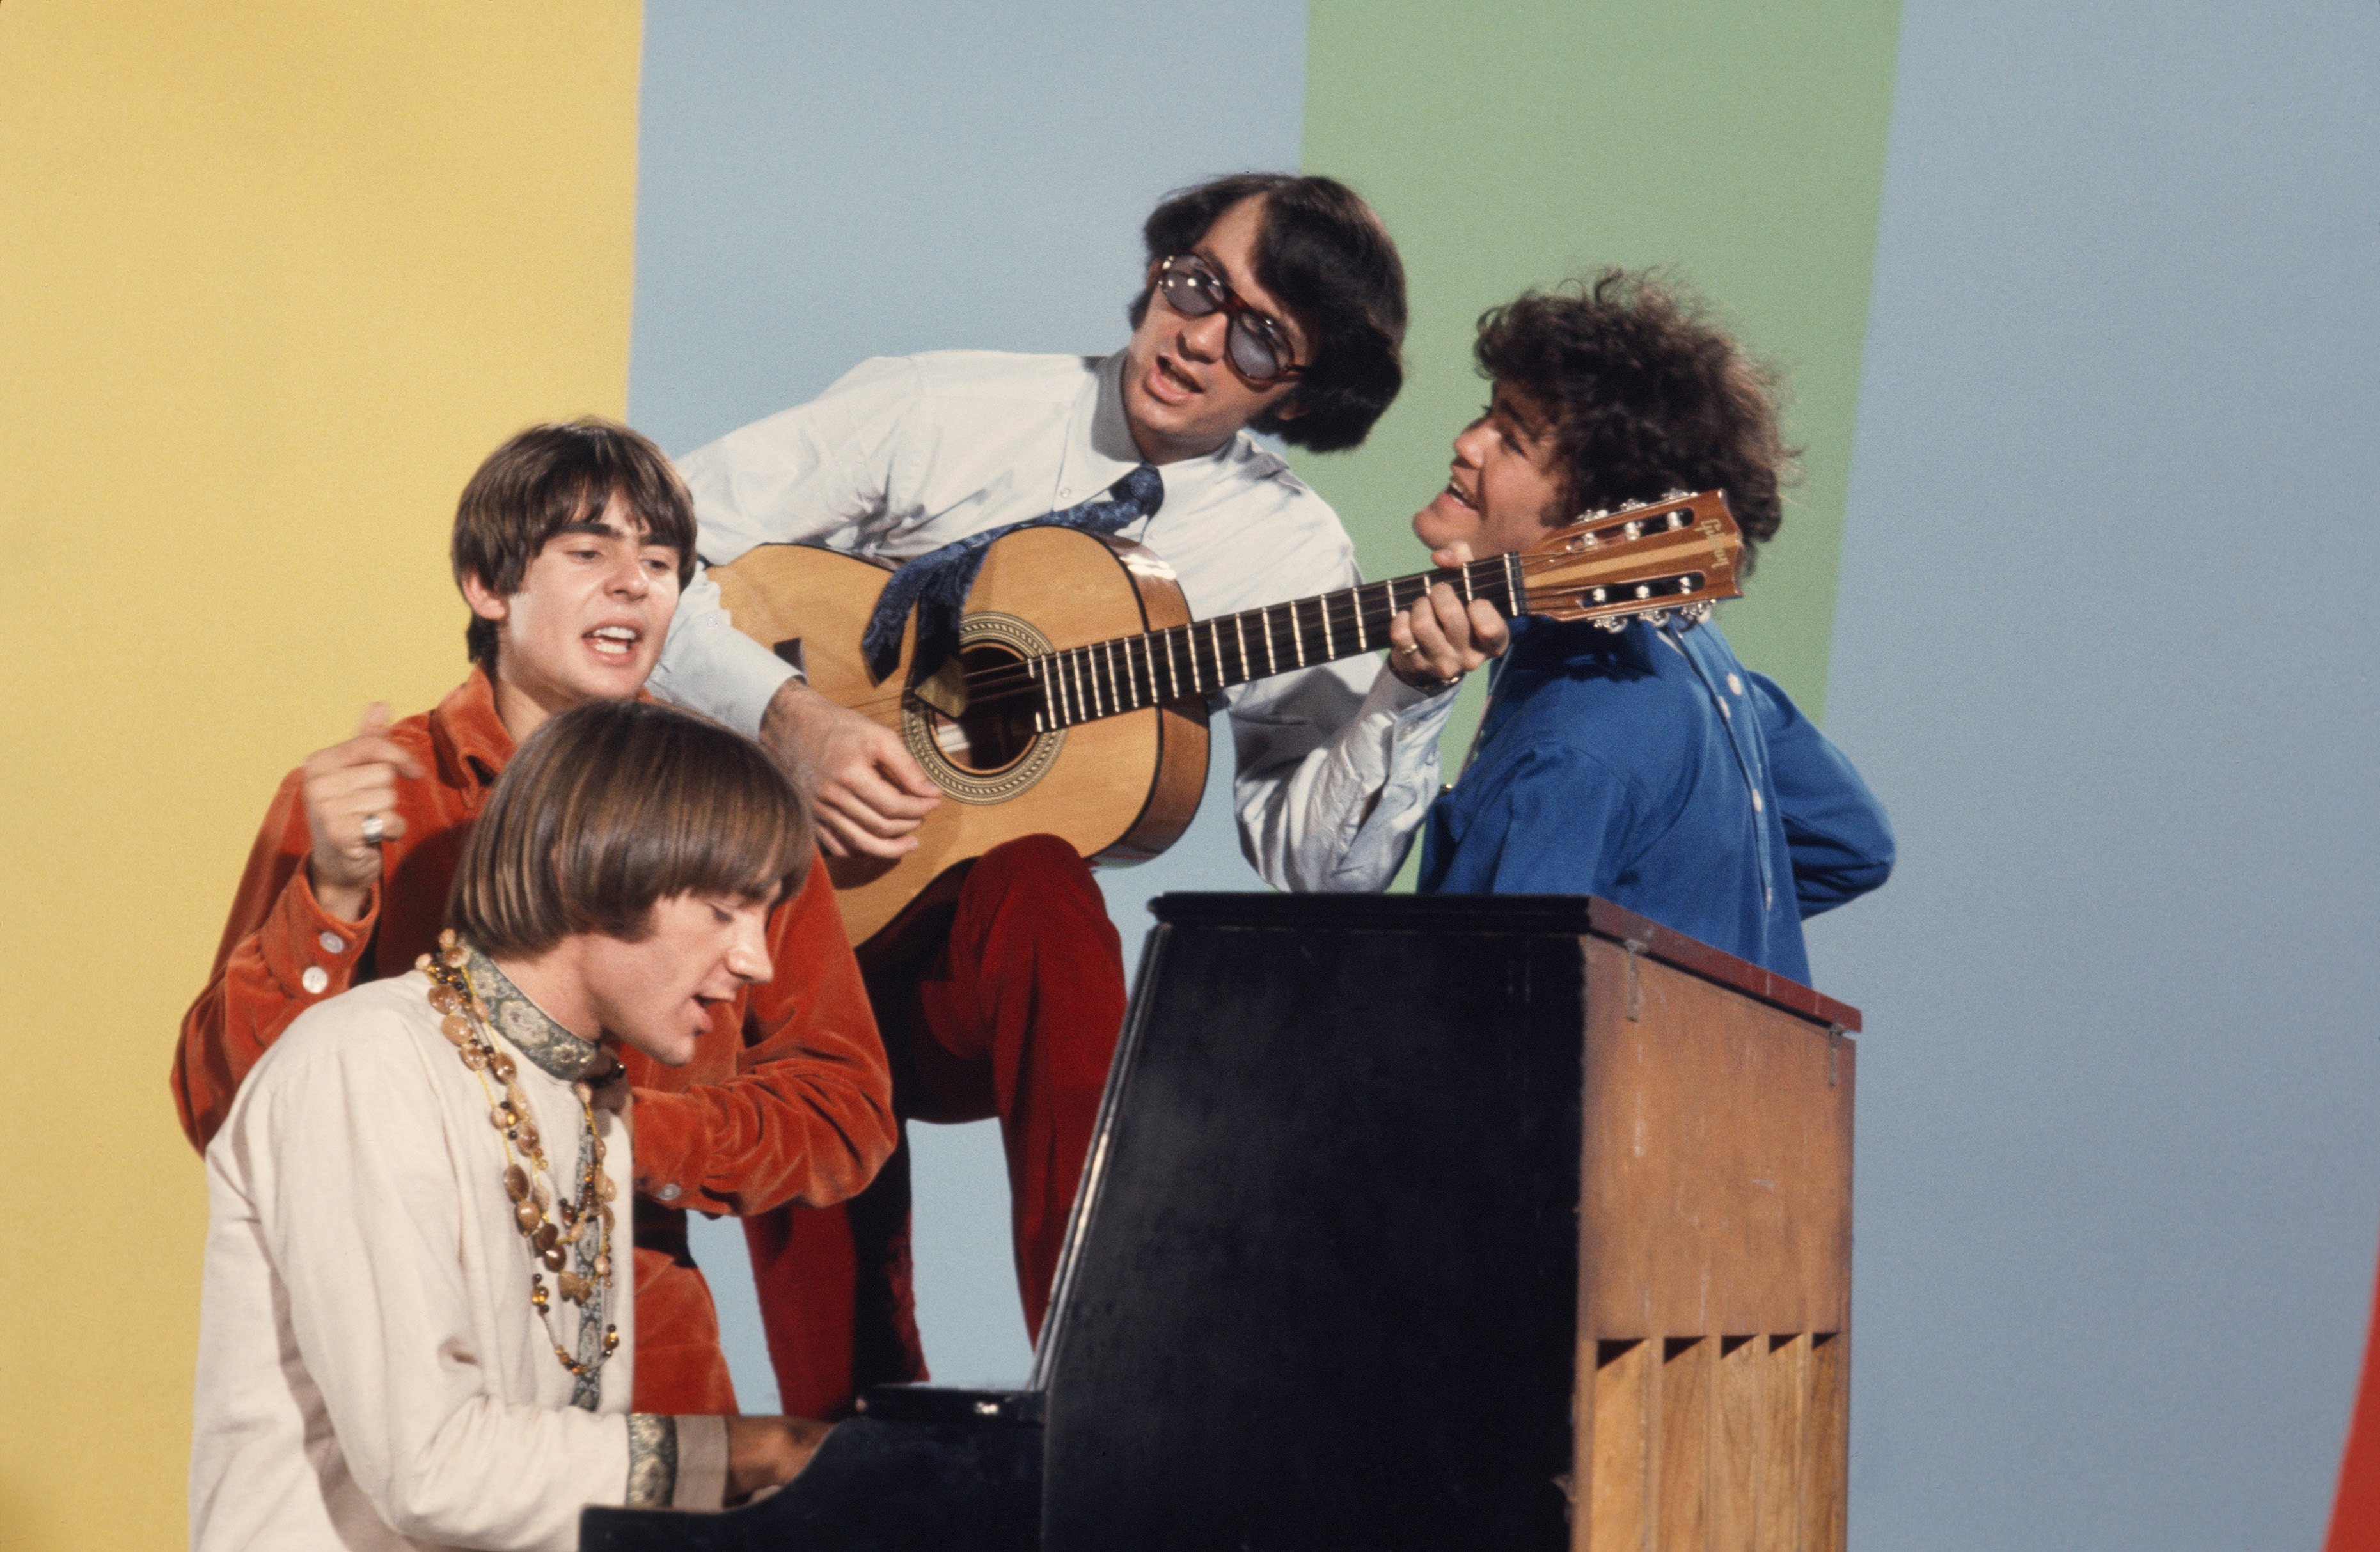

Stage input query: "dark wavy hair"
[
  {"left": 450, "top": 418, "right": 697, "bottom": 666},
  {"left": 1474, "top": 270, "right": 1795, "bottom": 565},
  {"left": 448, "top": 699, "right": 810, "bottom": 957},
  {"left": 1131, "top": 173, "right": 1407, "bottom": 453}
]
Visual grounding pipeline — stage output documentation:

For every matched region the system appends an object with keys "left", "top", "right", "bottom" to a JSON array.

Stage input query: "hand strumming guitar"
[
  {"left": 1384, "top": 542, "right": 1511, "bottom": 691},
  {"left": 758, "top": 678, "right": 942, "bottom": 859}
]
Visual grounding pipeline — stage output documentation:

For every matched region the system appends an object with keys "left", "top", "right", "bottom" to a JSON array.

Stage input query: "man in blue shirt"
[{"left": 1405, "top": 272, "right": 1893, "bottom": 982}]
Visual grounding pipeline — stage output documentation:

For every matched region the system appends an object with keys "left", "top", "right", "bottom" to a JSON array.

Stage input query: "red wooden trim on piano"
[{"left": 1580, "top": 897, "right": 1861, "bottom": 1033}]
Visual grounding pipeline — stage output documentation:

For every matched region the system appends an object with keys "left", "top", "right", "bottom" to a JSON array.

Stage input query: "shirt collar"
[
  {"left": 459, "top": 941, "right": 615, "bottom": 1083},
  {"left": 1069, "top": 351, "right": 1240, "bottom": 515},
  {"left": 428, "top": 664, "right": 517, "bottom": 792}
]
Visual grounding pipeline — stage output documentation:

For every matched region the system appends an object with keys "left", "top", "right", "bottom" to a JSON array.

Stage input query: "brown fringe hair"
[
  {"left": 1474, "top": 270, "right": 1797, "bottom": 568},
  {"left": 447, "top": 700, "right": 810, "bottom": 956},
  {"left": 450, "top": 418, "right": 697, "bottom": 667}
]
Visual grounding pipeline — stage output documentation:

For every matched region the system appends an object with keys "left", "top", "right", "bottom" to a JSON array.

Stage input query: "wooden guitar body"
[{"left": 713, "top": 526, "right": 1210, "bottom": 952}]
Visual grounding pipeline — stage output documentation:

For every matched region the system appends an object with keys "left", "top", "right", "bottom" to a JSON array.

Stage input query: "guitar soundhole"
[{"left": 917, "top": 643, "right": 1041, "bottom": 774}]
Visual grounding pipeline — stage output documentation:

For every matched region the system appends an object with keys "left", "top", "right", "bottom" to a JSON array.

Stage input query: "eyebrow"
[
  {"left": 1494, "top": 393, "right": 1547, "bottom": 444},
  {"left": 554, "top": 517, "right": 678, "bottom": 553}
]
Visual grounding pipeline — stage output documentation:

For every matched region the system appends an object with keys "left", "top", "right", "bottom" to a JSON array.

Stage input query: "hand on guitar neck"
[
  {"left": 758, "top": 678, "right": 942, "bottom": 859},
  {"left": 1383, "top": 542, "right": 1511, "bottom": 691}
]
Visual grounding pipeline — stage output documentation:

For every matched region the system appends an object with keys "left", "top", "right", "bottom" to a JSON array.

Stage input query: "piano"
[{"left": 582, "top": 892, "right": 1861, "bottom": 1551}]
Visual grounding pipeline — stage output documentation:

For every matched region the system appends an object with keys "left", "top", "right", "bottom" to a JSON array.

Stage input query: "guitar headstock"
[{"left": 1517, "top": 490, "right": 1742, "bottom": 631}]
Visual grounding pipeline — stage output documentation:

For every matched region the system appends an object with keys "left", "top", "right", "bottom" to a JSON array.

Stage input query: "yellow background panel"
[{"left": 0, "top": 4, "right": 643, "bottom": 1543}]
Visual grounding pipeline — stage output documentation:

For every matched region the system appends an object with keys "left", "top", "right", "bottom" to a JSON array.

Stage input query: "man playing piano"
[{"left": 190, "top": 701, "right": 825, "bottom": 1549}]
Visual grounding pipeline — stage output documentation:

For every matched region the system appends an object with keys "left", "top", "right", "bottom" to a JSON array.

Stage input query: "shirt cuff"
[
  {"left": 670, "top": 1415, "right": 730, "bottom": 1510},
  {"left": 261, "top": 868, "right": 378, "bottom": 1001}
]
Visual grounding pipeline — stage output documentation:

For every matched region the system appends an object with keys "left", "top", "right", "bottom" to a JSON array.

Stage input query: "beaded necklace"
[{"left": 418, "top": 931, "right": 621, "bottom": 1403}]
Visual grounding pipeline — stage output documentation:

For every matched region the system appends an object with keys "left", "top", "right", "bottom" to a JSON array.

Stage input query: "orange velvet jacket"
[{"left": 173, "top": 666, "right": 897, "bottom": 1412}]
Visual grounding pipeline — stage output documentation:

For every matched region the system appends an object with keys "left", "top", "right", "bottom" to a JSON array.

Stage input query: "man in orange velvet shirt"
[{"left": 174, "top": 418, "right": 897, "bottom": 1414}]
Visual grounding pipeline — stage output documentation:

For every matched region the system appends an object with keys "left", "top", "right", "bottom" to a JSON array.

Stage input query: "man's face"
[
  {"left": 1120, "top": 194, "right": 1308, "bottom": 464},
  {"left": 579, "top": 890, "right": 776, "bottom": 1067},
  {"left": 1412, "top": 382, "right": 1570, "bottom": 559},
  {"left": 464, "top": 490, "right": 681, "bottom": 719}
]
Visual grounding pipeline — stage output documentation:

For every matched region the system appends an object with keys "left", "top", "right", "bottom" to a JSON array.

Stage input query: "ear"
[
  {"left": 459, "top": 570, "right": 510, "bottom": 624},
  {"left": 1268, "top": 393, "right": 1309, "bottom": 423}
]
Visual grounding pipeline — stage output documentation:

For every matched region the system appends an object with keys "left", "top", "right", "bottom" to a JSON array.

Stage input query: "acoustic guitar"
[{"left": 711, "top": 490, "right": 1743, "bottom": 952}]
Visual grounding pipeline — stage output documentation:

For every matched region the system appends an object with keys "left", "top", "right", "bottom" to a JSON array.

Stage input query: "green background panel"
[{"left": 1291, "top": 0, "right": 1904, "bottom": 788}]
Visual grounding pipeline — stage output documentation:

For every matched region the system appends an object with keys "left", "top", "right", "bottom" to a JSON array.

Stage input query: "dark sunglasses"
[{"left": 1155, "top": 254, "right": 1305, "bottom": 387}]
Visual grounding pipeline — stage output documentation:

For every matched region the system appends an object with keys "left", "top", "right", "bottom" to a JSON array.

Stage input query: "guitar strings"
[{"left": 826, "top": 548, "right": 1718, "bottom": 721}]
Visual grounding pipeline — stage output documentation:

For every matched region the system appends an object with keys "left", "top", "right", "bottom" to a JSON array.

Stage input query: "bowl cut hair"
[
  {"left": 447, "top": 700, "right": 811, "bottom": 959},
  {"left": 451, "top": 418, "right": 698, "bottom": 667},
  {"left": 1131, "top": 172, "right": 1407, "bottom": 454},
  {"left": 1474, "top": 270, "right": 1795, "bottom": 569}
]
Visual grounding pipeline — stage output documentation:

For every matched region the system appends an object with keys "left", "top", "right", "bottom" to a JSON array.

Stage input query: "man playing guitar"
[{"left": 652, "top": 173, "right": 1506, "bottom": 1415}]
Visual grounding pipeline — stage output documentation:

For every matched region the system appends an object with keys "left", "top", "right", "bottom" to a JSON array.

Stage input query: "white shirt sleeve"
[
  {"left": 654, "top": 356, "right": 922, "bottom": 738},
  {"left": 1230, "top": 655, "right": 1460, "bottom": 894},
  {"left": 254, "top": 1035, "right": 637, "bottom": 1551}
]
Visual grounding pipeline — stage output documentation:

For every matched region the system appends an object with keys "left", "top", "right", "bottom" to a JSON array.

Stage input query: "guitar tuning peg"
[
  {"left": 1593, "top": 615, "right": 1629, "bottom": 634},
  {"left": 1682, "top": 602, "right": 1713, "bottom": 624},
  {"left": 1641, "top": 609, "right": 1671, "bottom": 628}
]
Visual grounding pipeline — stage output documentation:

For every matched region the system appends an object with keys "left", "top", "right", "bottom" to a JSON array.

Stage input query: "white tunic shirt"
[
  {"left": 651, "top": 350, "right": 1454, "bottom": 894},
  {"left": 190, "top": 964, "right": 725, "bottom": 1551}
]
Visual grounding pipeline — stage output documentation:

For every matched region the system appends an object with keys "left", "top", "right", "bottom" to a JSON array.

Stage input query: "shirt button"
[
  {"left": 317, "top": 930, "right": 345, "bottom": 954},
  {"left": 300, "top": 966, "right": 330, "bottom": 995},
  {"left": 1717, "top": 700, "right": 1731, "bottom": 720},
  {"left": 656, "top": 1183, "right": 682, "bottom": 1203},
  {"left": 1728, "top": 673, "right": 1744, "bottom": 694},
  {"left": 1751, "top": 792, "right": 1765, "bottom": 813}
]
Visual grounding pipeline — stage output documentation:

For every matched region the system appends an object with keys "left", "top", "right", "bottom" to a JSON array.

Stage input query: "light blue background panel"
[
  {"left": 629, "top": 0, "right": 1311, "bottom": 1402},
  {"left": 1813, "top": 1, "right": 2380, "bottom": 1544}
]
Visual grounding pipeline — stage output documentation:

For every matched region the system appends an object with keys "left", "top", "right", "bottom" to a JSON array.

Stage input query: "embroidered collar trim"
[{"left": 459, "top": 943, "right": 613, "bottom": 1082}]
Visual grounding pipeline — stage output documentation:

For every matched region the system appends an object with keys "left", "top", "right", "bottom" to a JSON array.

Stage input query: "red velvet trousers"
[{"left": 743, "top": 835, "right": 1128, "bottom": 1418}]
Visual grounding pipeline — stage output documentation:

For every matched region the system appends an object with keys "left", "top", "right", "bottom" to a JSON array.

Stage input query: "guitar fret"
[
  {"left": 1134, "top": 635, "right": 1155, "bottom": 707},
  {"left": 1059, "top": 652, "right": 1080, "bottom": 726},
  {"left": 1353, "top": 589, "right": 1367, "bottom": 651},
  {"left": 1186, "top": 627, "right": 1204, "bottom": 694},
  {"left": 1206, "top": 620, "right": 1225, "bottom": 690},
  {"left": 1320, "top": 593, "right": 1336, "bottom": 658},
  {"left": 1460, "top": 565, "right": 1475, "bottom": 604},
  {"left": 1503, "top": 551, "right": 1527, "bottom": 615},
  {"left": 1106, "top": 639, "right": 1128, "bottom": 711},
  {"left": 1028, "top": 659, "right": 1046, "bottom": 733},
  {"left": 1162, "top": 631, "right": 1180, "bottom": 700},
  {"left": 1263, "top": 607, "right": 1279, "bottom": 676},
  {"left": 1289, "top": 600, "right": 1305, "bottom": 665},
  {"left": 1234, "top": 613, "right": 1250, "bottom": 680}
]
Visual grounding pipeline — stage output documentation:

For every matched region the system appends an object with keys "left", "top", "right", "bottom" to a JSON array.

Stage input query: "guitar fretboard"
[{"left": 1028, "top": 552, "right": 1529, "bottom": 732}]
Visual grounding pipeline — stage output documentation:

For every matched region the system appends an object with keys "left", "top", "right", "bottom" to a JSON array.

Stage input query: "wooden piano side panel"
[{"left": 1572, "top": 935, "right": 1855, "bottom": 1551}]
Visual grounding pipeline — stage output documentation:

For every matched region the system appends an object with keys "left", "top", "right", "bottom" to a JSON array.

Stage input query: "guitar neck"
[{"left": 1030, "top": 553, "right": 1527, "bottom": 733}]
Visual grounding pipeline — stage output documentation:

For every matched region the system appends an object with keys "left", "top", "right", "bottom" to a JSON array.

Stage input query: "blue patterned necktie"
[{"left": 860, "top": 464, "right": 1163, "bottom": 680}]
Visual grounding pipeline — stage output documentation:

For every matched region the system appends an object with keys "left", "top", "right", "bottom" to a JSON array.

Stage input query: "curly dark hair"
[
  {"left": 1131, "top": 172, "right": 1407, "bottom": 453},
  {"left": 1474, "top": 270, "right": 1795, "bottom": 564}
]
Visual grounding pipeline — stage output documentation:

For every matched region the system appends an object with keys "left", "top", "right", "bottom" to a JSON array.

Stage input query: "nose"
[
  {"left": 1451, "top": 414, "right": 1493, "bottom": 467},
  {"left": 1174, "top": 306, "right": 1231, "bottom": 363},
  {"left": 725, "top": 913, "right": 773, "bottom": 984},
  {"left": 608, "top": 550, "right": 649, "bottom": 597}
]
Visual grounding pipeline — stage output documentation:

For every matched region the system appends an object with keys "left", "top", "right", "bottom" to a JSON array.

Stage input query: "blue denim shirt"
[{"left": 1419, "top": 615, "right": 1894, "bottom": 983}]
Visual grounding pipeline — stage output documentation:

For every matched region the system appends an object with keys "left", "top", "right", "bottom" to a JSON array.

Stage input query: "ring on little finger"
[{"left": 361, "top": 813, "right": 386, "bottom": 846}]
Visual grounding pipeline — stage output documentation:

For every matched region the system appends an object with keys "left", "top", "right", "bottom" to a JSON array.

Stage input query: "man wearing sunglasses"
[{"left": 651, "top": 173, "right": 1504, "bottom": 1418}]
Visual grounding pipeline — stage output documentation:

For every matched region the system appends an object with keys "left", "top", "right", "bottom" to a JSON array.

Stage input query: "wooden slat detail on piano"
[
  {"left": 1589, "top": 1339, "right": 1651, "bottom": 1549},
  {"left": 1655, "top": 1337, "right": 1712, "bottom": 1549},
  {"left": 1804, "top": 1333, "right": 1851, "bottom": 1552},
  {"left": 1713, "top": 1335, "right": 1763, "bottom": 1548}
]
